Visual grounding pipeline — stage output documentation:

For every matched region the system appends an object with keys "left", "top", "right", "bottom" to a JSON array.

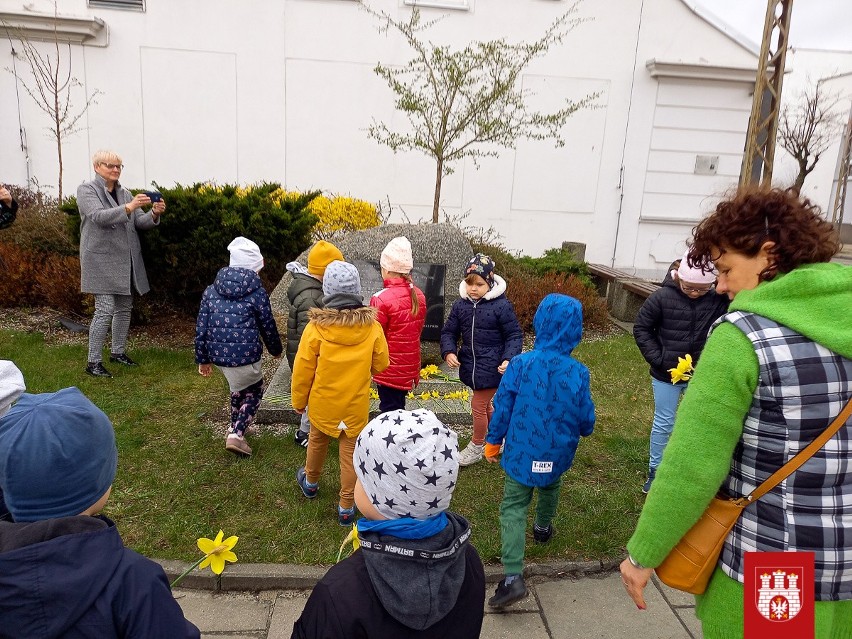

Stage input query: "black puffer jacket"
[
  {"left": 633, "top": 272, "right": 729, "bottom": 382},
  {"left": 286, "top": 273, "right": 324, "bottom": 370}
]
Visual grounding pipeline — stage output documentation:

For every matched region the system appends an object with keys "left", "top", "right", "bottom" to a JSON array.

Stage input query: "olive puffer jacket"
[
  {"left": 290, "top": 305, "right": 389, "bottom": 438},
  {"left": 633, "top": 272, "right": 729, "bottom": 382},
  {"left": 370, "top": 277, "right": 427, "bottom": 391},
  {"left": 440, "top": 275, "right": 523, "bottom": 390},
  {"left": 286, "top": 273, "right": 324, "bottom": 370}
]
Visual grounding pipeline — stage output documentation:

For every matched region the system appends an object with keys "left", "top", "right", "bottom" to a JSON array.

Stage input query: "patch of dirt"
[{"left": 0, "top": 305, "right": 196, "bottom": 349}]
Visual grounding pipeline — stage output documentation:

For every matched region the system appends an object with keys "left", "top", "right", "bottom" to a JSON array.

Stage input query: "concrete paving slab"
[
  {"left": 268, "top": 591, "right": 311, "bottom": 639},
  {"left": 536, "top": 574, "right": 693, "bottom": 639},
  {"left": 652, "top": 575, "right": 696, "bottom": 607},
  {"left": 480, "top": 611, "right": 550, "bottom": 638},
  {"left": 675, "top": 607, "right": 703, "bottom": 639},
  {"left": 175, "top": 590, "right": 270, "bottom": 633}
]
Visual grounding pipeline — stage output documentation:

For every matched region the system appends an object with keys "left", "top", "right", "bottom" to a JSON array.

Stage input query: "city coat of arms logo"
[
  {"left": 756, "top": 569, "right": 802, "bottom": 621},
  {"left": 745, "top": 551, "right": 814, "bottom": 639}
]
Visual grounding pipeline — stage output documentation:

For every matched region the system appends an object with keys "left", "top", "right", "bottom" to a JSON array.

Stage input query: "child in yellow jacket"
[{"left": 291, "top": 260, "right": 389, "bottom": 526}]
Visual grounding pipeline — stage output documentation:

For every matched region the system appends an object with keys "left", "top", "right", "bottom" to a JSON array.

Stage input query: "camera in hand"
[{"left": 143, "top": 190, "right": 163, "bottom": 203}]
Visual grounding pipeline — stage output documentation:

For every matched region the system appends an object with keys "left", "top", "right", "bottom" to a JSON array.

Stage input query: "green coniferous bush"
[{"left": 63, "top": 182, "right": 319, "bottom": 310}]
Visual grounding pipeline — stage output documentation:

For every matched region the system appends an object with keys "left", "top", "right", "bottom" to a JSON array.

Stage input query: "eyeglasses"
[
  {"left": 100, "top": 162, "right": 124, "bottom": 170},
  {"left": 680, "top": 282, "right": 714, "bottom": 295}
]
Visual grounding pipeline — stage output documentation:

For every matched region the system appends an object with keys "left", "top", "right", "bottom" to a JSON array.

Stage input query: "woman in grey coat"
[{"left": 77, "top": 150, "right": 166, "bottom": 378}]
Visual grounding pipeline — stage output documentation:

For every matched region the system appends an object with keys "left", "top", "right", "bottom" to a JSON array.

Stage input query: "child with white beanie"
[
  {"left": 633, "top": 249, "right": 729, "bottom": 492},
  {"left": 0, "top": 387, "right": 200, "bottom": 637},
  {"left": 291, "top": 409, "right": 485, "bottom": 638},
  {"left": 291, "top": 260, "right": 389, "bottom": 526},
  {"left": 370, "top": 236, "right": 427, "bottom": 412},
  {"left": 195, "top": 236, "right": 283, "bottom": 456}
]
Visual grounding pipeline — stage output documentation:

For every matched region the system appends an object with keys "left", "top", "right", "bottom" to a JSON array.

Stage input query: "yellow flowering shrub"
[{"left": 308, "top": 194, "right": 381, "bottom": 240}]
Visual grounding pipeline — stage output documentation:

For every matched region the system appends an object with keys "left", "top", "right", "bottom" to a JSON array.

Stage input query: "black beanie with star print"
[{"left": 354, "top": 409, "right": 459, "bottom": 520}]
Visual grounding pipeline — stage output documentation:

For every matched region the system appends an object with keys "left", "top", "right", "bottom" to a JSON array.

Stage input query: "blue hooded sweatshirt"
[{"left": 486, "top": 294, "right": 596, "bottom": 487}]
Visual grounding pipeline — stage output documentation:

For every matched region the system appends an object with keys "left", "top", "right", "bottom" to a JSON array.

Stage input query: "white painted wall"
[{"left": 14, "top": 0, "right": 843, "bottom": 278}]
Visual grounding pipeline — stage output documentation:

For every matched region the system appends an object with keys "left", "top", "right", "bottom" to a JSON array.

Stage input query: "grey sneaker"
[
  {"left": 642, "top": 467, "right": 657, "bottom": 494},
  {"left": 458, "top": 442, "right": 484, "bottom": 467},
  {"left": 225, "top": 434, "right": 252, "bottom": 456}
]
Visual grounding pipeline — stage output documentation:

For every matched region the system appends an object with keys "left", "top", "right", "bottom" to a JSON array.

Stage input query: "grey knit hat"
[
  {"left": 354, "top": 409, "right": 459, "bottom": 520},
  {"left": 322, "top": 260, "right": 362, "bottom": 296}
]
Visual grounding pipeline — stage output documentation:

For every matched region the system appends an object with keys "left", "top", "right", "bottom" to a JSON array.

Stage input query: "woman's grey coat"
[{"left": 77, "top": 174, "right": 158, "bottom": 295}]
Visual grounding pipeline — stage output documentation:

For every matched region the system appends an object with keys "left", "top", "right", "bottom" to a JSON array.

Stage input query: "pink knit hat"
[
  {"left": 675, "top": 251, "right": 717, "bottom": 284},
  {"left": 380, "top": 237, "right": 414, "bottom": 274}
]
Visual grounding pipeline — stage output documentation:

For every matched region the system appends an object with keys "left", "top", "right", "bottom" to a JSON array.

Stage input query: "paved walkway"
[{"left": 174, "top": 572, "right": 703, "bottom": 638}]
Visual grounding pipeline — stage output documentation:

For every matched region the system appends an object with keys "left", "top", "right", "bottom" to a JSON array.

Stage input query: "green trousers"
[{"left": 499, "top": 474, "right": 562, "bottom": 575}]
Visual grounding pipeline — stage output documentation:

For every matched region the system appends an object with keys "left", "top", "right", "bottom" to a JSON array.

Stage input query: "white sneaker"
[{"left": 458, "top": 442, "right": 484, "bottom": 467}]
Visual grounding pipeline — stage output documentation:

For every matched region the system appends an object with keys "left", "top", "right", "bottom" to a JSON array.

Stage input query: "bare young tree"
[
  {"left": 3, "top": 3, "right": 101, "bottom": 201},
  {"left": 362, "top": 2, "right": 598, "bottom": 223},
  {"left": 777, "top": 80, "right": 846, "bottom": 194}
]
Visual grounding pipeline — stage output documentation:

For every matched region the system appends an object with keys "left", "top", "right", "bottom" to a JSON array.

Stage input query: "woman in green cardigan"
[{"left": 620, "top": 187, "right": 852, "bottom": 639}]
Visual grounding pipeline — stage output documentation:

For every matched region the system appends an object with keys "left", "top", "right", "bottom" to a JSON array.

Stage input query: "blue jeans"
[{"left": 649, "top": 378, "right": 687, "bottom": 470}]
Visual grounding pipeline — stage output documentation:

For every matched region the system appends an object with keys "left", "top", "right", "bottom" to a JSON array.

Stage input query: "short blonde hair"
[{"left": 92, "top": 150, "right": 122, "bottom": 167}]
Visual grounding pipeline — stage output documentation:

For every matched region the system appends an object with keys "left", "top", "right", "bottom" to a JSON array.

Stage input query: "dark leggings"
[
  {"left": 229, "top": 379, "right": 264, "bottom": 436},
  {"left": 377, "top": 384, "right": 408, "bottom": 413}
]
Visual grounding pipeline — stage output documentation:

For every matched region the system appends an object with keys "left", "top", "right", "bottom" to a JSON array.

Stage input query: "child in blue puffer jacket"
[
  {"left": 440, "top": 254, "right": 522, "bottom": 466},
  {"left": 483, "top": 293, "right": 595, "bottom": 610},
  {"left": 195, "top": 237, "right": 283, "bottom": 457}
]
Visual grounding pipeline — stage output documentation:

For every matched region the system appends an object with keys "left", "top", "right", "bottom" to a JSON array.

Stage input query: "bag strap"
[{"left": 745, "top": 397, "right": 852, "bottom": 503}]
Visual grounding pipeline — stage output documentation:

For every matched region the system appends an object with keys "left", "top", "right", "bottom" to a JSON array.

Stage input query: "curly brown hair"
[{"left": 688, "top": 186, "right": 840, "bottom": 281}]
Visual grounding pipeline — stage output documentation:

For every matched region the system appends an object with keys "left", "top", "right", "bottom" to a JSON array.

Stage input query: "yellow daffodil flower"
[
  {"left": 407, "top": 391, "right": 415, "bottom": 399},
  {"left": 668, "top": 354, "right": 694, "bottom": 384},
  {"left": 337, "top": 524, "right": 360, "bottom": 563},
  {"left": 419, "top": 391, "right": 431, "bottom": 400},
  {"left": 197, "top": 530, "right": 239, "bottom": 575},
  {"left": 369, "top": 388, "right": 379, "bottom": 400}
]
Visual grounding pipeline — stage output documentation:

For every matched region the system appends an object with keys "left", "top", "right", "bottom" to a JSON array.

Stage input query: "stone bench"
[{"left": 587, "top": 263, "right": 660, "bottom": 323}]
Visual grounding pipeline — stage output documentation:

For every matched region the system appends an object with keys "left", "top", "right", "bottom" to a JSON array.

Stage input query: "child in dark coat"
[
  {"left": 291, "top": 409, "right": 485, "bottom": 639},
  {"left": 285, "top": 240, "right": 344, "bottom": 447},
  {"left": 0, "top": 387, "right": 200, "bottom": 638},
  {"left": 484, "top": 294, "right": 596, "bottom": 609},
  {"left": 440, "top": 254, "right": 522, "bottom": 466},
  {"left": 195, "top": 237, "right": 283, "bottom": 456},
  {"left": 632, "top": 251, "right": 729, "bottom": 493}
]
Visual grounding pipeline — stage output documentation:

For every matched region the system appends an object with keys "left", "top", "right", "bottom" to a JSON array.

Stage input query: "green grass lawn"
[{"left": 1, "top": 328, "right": 653, "bottom": 567}]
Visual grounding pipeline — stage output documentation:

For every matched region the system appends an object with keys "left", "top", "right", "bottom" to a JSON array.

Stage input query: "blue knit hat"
[{"left": 0, "top": 387, "right": 117, "bottom": 522}]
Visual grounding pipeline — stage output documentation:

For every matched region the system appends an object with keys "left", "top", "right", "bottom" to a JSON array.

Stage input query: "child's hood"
[
  {"left": 533, "top": 293, "right": 583, "bottom": 354},
  {"left": 214, "top": 266, "right": 262, "bottom": 299},
  {"left": 456, "top": 273, "right": 507, "bottom": 301},
  {"left": 307, "top": 306, "right": 378, "bottom": 345},
  {"left": 359, "top": 511, "right": 472, "bottom": 631}
]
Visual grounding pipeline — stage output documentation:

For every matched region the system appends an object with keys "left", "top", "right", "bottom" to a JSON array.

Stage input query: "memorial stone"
[{"left": 261, "top": 223, "right": 473, "bottom": 425}]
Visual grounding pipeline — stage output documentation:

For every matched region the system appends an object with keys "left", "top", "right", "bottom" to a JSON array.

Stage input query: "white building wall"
[{"left": 0, "top": 0, "right": 773, "bottom": 274}]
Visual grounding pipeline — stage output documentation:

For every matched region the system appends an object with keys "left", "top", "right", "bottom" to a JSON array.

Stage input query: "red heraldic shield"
[{"left": 745, "top": 551, "right": 815, "bottom": 639}]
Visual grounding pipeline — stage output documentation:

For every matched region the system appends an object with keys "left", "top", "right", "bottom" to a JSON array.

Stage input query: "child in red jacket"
[{"left": 369, "top": 237, "right": 427, "bottom": 413}]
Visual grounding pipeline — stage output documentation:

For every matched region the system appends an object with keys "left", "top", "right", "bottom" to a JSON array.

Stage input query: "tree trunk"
[
  {"left": 56, "top": 133, "right": 63, "bottom": 202},
  {"left": 791, "top": 158, "right": 807, "bottom": 195},
  {"left": 432, "top": 158, "right": 443, "bottom": 224}
]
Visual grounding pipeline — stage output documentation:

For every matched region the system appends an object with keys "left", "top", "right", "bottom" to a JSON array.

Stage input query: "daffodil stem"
[{"left": 169, "top": 555, "right": 208, "bottom": 590}]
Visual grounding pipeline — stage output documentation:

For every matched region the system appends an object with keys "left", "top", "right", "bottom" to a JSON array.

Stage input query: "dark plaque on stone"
[{"left": 353, "top": 260, "right": 446, "bottom": 342}]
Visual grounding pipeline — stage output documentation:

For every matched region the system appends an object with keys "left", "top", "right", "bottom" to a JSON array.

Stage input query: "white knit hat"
[
  {"left": 0, "top": 361, "right": 25, "bottom": 418},
  {"left": 676, "top": 251, "right": 717, "bottom": 284},
  {"left": 380, "top": 237, "right": 414, "bottom": 274},
  {"left": 354, "top": 409, "right": 459, "bottom": 520},
  {"left": 228, "top": 236, "right": 264, "bottom": 272}
]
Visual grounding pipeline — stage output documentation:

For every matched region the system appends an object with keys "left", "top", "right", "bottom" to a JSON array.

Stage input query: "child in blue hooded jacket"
[
  {"left": 484, "top": 293, "right": 595, "bottom": 610},
  {"left": 195, "top": 237, "right": 283, "bottom": 457}
]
